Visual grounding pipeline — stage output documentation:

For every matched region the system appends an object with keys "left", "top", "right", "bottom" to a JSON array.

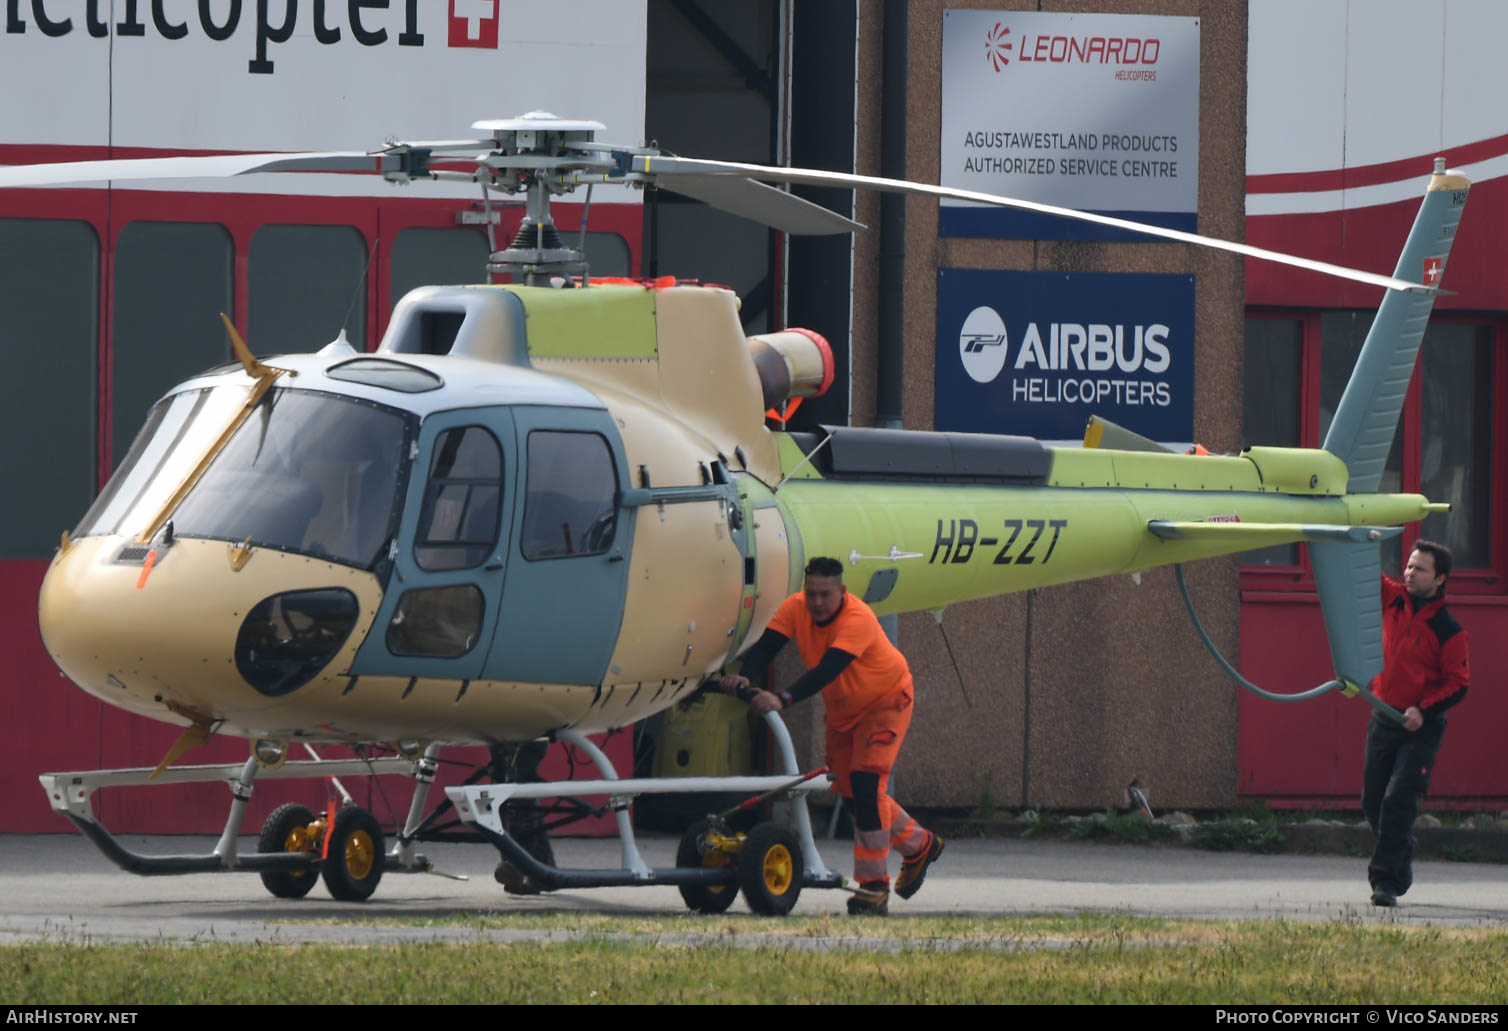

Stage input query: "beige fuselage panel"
[
  {"left": 39, "top": 536, "right": 701, "bottom": 744},
  {"left": 39, "top": 536, "right": 382, "bottom": 728}
]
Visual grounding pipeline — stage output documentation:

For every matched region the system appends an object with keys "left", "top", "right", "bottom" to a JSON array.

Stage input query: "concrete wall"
[{"left": 781, "top": 0, "right": 1248, "bottom": 813}]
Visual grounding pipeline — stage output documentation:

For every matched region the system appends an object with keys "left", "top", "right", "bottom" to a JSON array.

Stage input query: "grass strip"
[{"left": 4, "top": 916, "right": 1507, "bottom": 1005}]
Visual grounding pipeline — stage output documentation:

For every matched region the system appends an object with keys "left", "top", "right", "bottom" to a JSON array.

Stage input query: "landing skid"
[
  {"left": 40, "top": 749, "right": 443, "bottom": 879},
  {"left": 37, "top": 712, "right": 842, "bottom": 906}
]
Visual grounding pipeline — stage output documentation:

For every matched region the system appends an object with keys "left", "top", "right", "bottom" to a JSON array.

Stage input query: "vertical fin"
[
  {"left": 1322, "top": 162, "right": 1469, "bottom": 490},
  {"left": 1312, "top": 162, "right": 1469, "bottom": 694},
  {"left": 1310, "top": 538, "right": 1390, "bottom": 694}
]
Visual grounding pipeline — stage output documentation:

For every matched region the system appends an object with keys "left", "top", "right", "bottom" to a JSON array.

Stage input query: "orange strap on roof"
[
  {"left": 766, "top": 396, "right": 804, "bottom": 423},
  {"left": 583, "top": 275, "right": 680, "bottom": 289}
]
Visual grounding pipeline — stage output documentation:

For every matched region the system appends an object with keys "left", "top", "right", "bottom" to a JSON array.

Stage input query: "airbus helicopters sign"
[
  {"left": 940, "top": 9, "right": 1199, "bottom": 240},
  {"left": 935, "top": 269, "right": 1194, "bottom": 445}
]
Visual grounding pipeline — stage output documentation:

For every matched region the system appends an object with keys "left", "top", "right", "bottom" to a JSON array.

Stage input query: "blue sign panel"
[
  {"left": 938, "top": 206, "right": 1197, "bottom": 243},
  {"left": 935, "top": 269, "right": 1194, "bottom": 444}
]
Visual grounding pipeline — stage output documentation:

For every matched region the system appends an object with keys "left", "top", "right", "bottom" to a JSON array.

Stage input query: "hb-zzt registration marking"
[{"left": 930, "top": 518, "right": 1067, "bottom": 565}]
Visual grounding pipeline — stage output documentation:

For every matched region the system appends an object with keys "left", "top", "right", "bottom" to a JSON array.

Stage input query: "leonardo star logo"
[{"left": 986, "top": 22, "right": 1013, "bottom": 71}]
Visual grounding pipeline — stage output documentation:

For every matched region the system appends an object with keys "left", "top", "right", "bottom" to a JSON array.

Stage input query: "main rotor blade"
[
  {"left": 392, "top": 138, "right": 494, "bottom": 152},
  {"left": 635, "top": 156, "right": 1432, "bottom": 294},
  {"left": 653, "top": 173, "right": 864, "bottom": 235},
  {"left": 0, "top": 151, "right": 396, "bottom": 189}
]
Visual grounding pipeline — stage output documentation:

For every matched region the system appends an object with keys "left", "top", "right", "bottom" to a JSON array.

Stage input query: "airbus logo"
[{"left": 959, "top": 307, "right": 1009, "bottom": 382}]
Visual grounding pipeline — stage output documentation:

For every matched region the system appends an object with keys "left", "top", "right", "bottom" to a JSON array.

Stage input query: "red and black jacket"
[{"left": 1368, "top": 576, "right": 1470, "bottom": 718}]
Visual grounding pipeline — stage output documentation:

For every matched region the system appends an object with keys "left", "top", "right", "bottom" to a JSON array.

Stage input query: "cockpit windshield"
[{"left": 78, "top": 386, "right": 414, "bottom": 570}]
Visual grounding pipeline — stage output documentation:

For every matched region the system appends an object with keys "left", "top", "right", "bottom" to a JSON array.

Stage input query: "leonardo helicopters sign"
[
  {"left": 940, "top": 9, "right": 1200, "bottom": 240},
  {"left": 935, "top": 268, "right": 1195, "bottom": 445}
]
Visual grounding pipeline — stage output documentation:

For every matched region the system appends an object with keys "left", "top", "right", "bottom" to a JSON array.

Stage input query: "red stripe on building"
[{"left": 1246, "top": 132, "right": 1508, "bottom": 195}]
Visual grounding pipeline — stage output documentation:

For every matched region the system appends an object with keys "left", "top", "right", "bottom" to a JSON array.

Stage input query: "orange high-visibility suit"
[{"left": 763, "top": 592, "right": 930, "bottom": 886}]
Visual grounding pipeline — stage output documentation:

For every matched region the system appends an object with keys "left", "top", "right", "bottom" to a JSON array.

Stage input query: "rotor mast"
[
  {"left": 470, "top": 112, "right": 610, "bottom": 286},
  {"left": 486, "top": 176, "right": 588, "bottom": 286}
]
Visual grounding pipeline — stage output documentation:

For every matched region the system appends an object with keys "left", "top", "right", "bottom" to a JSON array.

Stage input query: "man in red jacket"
[
  {"left": 1362, "top": 540, "right": 1470, "bottom": 907},
  {"left": 719, "top": 556, "right": 943, "bottom": 916}
]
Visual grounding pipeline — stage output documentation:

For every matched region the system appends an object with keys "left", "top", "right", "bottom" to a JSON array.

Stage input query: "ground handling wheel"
[
  {"left": 321, "top": 805, "right": 385, "bottom": 902},
  {"left": 737, "top": 821, "right": 802, "bottom": 916},
  {"left": 257, "top": 802, "right": 321, "bottom": 899},
  {"left": 676, "top": 817, "right": 740, "bottom": 914}
]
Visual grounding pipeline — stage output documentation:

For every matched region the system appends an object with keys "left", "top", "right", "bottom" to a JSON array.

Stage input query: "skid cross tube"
[{"left": 447, "top": 710, "right": 843, "bottom": 890}]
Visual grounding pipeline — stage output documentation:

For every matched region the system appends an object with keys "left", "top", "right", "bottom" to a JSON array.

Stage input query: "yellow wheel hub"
[
  {"left": 703, "top": 834, "right": 735, "bottom": 894},
  {"left": 762, "top": 843, "right": 793, "bottom": 895},
  {"left": 344, "top": 829, "right": 376, "bottom": 880},
  {"left": 284, "top": 824, "right": 316, "bottom": 853}
]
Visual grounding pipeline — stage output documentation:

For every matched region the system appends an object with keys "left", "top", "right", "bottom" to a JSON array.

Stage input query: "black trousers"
[{"left": 1361, "top": 711, "right": 1447, "bottom": 895}]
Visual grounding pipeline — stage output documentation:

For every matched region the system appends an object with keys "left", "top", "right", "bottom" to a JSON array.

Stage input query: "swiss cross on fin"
[{"left": 1424, "top": 256, "right": 1444, "bottom": 285}]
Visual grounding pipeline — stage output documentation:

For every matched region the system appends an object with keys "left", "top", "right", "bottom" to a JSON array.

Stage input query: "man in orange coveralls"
[{"left": 719, "top": 556, "right": 944, "bottom": 915}]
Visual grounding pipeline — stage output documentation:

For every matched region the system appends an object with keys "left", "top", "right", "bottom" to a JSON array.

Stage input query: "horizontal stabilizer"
[{"left": 1147, "top": 521, "right": 1401, "bottom": 545}]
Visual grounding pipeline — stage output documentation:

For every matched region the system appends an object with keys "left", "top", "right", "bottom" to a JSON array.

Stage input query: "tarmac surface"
[{"left": 1, "top": 831, "right": 1506, "bottom": 945}]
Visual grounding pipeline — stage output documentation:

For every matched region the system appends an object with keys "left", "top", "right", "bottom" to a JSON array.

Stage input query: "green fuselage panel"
[{"left": 776, "top": 476, "right": 1366, "bottom": 617}]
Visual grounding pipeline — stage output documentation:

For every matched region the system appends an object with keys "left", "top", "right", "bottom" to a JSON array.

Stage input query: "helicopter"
[{"left": 12, "top": 111, "right": 1466, "bottom": 914}]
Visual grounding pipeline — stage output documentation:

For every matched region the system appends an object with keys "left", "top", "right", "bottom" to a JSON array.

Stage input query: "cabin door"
[
  {"left": 485, "top": 406, "right": 633, "bottom": 685},
  {"left": 349, "top": 407, "right": 514, "bottom": 682}
]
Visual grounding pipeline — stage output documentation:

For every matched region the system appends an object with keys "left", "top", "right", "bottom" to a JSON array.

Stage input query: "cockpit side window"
[
  {"left": 414, "top": 426, "right": 503, "bottom": 571},
  {"left": 521, "top": 431, "right": 618, "bottom": 560}
]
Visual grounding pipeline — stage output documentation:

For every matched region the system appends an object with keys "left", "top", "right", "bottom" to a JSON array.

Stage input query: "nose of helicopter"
[{"left": 39, "top": 535, "right": 384, "bottom": 725}]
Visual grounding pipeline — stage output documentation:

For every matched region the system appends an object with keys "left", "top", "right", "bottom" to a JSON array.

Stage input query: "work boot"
[
  {"left": 847, "top": 880, "right": 889, "bottom": 916},
  {"left": 1370, "top": 887, "right": 1397, "bottom": 908},
  {"left": 894, "top": 832, "right": 945, "bottom": 900}
]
